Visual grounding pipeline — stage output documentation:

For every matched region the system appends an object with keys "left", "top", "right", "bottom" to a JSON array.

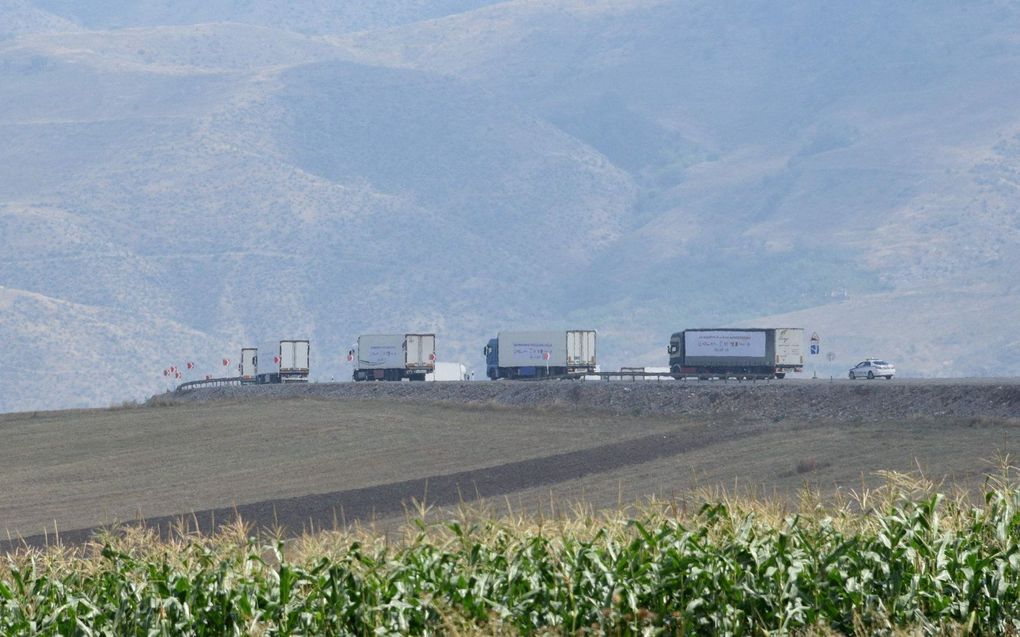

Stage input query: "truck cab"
[
  {"left": 484, "top": 338, "right": 499, "bottom": 380},
  {"left": 667, "top": 332, "right": 683, "bottom": 373}
]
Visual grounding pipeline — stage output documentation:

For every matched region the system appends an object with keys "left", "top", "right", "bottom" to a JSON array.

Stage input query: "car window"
[{"left": 874, "top": 360, "right": 888, "bottom": 365}]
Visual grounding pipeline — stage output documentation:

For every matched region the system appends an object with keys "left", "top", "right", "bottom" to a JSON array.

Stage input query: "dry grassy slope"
[
  {"left": 497, "top": 420, "right": 1020, "bottom": 516},
  {"left": 0, "top": 399, "right": 680, "bottom": 538},
  {"left": 1, "top": 384, "right": 1017, "bottom": 540}
]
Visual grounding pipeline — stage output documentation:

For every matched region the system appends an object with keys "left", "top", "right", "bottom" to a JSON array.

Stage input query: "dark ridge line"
[{"left": 2, "top": 425, "right": 758, "bottom": 553}]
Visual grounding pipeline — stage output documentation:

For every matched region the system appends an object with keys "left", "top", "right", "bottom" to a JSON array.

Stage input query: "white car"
[{"left": 849, "top": 359, "right": 895, "bottom": 380}]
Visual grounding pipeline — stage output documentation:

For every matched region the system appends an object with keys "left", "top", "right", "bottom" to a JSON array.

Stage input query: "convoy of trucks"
[
  {"left": 352, "top": 333, "right": 436, "bottom": 381},
  {"left": 484, "top": 330, "right": 597, "bottom": 379},
  {"left": 667, "top": 328, "right": 804, "bottom": 379},
  {"left": 214, "top": 327, "right": 807, "bottom": 387},
  {"left": 241, "top": 339, "right": 310, "bottom": 384}
]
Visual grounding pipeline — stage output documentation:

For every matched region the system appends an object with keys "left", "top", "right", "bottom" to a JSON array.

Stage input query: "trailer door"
[
  {"left": 241, "top": 348, "right": 257, "bottom": 379},
  {"left": 566, "top": 330, "right": 597, "bottom": 369},
  {"left": 295, "top": 340, "right": 310, "bottom": 371},
  {"left": 405, "top": 333, "right": 436, "bottom": 369},
  {"left": 774, "top": 329, "right": 804, "bottom": 366},
  {"left": 421, "top": 334, "right": 435, "bottom": 369},
  {"left": 279, "top": 341, "right": 295, "bottom": 371}
]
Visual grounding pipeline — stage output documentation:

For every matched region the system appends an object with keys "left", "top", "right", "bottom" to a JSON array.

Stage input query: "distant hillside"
[
  {"left": 29, "top": 0, "right": 507, "bottom": 34},
  {"left": 1, "top": 0, "right": 1018, "bottom": 411},
  {"left": 332, "top": 0, "right": 1020, "bottom": 370},
  {"left": 0, "top": 0, "right": 80, "bottom": 38}
]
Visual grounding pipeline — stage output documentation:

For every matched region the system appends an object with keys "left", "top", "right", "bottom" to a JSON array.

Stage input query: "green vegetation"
[{"left": 3, "top": 470, "right": 1020, "bottom": 635}]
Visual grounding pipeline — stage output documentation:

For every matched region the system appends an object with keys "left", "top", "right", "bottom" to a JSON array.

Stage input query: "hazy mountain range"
[{"left": 2, "top": 0, "right": 1018, "bottom": 411}]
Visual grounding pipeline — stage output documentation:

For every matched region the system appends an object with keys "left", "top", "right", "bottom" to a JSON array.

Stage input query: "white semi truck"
[
  {"left": 239, "top": 347, "right": 257, "bottom": 384},
  {"left": 252, "top": 339, "right": 310, "bottom": 384},
  {"left": 352, "top": 333, "right": 436, "bottom": 381},
  {"left": 483, "top": 330, "right": 597, "bottom": 379}
]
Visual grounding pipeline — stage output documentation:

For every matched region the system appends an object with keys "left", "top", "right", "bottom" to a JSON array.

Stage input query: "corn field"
[{"left": 3, "top": 471, "right": 1020, "bottom": 635}]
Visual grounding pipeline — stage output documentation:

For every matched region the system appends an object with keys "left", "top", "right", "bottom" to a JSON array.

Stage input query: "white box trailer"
[
  {"left": 354, "top": 333, "right": 435, "bottom": 381},
  {"left": 405, "top": 333, "right": 437, "bottom": 371},
  {"left": 279, "top": 339, "right": 310, "bottom": 383},
  {"left": 485, "top": 329, "right": 597, "bottom": 379},
  {"left": 773, "top": 327, "right": 804, "bottom": 367},
  {"left": 356, "top": 334, "right": 404, "bottom": 370},
  {"left": 239, "top": 348, "right": 257, "bottom": 383},
  {"left": 567, "top": 330, "right": 596, "bottom": 368},
  {"left": 426, "top": 362, "right": 468, "bottom": 381},
  {"left": 254, "top": 341, "right": 280, "bottom": 384}
]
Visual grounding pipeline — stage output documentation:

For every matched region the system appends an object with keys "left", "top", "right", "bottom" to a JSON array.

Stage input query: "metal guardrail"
[
  {"left": 586, "top": 371, "right": 676, "bottom": 381},
  {"left": 175, "top": 376, "right": 244, "bottom": 393},
  {"left": 515, "top": 371, "right": 673, "bottom": 382},
  {"left": 521, "top": 371, "right": 777, "bottom": 382},
  {"left": 174, "top": 371, "right": 772, "bottom": 391}
]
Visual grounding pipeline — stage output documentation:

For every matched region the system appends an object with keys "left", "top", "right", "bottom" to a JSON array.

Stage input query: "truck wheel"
[
  {"left": 775, "top": 373, "right": 785, "bottom": 379},
  {"left": 867, "top": 371, "right": 874, "bottom": 379},
  {"left": 885, "top": 375, "right": 893, "bottom": 380}
]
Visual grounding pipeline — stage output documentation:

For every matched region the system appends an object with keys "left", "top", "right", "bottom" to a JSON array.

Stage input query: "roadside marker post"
[{"left": 810, "top": 332, "right": 821, "bottom": 379}]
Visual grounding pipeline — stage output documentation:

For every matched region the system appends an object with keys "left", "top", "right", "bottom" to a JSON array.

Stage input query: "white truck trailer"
[
  {"left": 239, "top": 348, "right": 257, "bottom": 383},
  {"left": 667, "top": 328, "right": 803, "bottom": 379},
  {"left": 426, "top": 362, "right": 468, "bottom": 381},
  {"left": 353, "top": 333, "right": 436, "bottom": 381},
  {"left": 279, "top": 339, "right": 310, "bottom": 382},
  {"left": 483, "top": 330, "right": 597, "bottom": 379}
]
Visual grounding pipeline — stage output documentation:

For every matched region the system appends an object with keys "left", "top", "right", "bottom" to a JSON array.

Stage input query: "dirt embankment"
[{"left": 161, "top": 379, "right": 1020, "bottom": 422}]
